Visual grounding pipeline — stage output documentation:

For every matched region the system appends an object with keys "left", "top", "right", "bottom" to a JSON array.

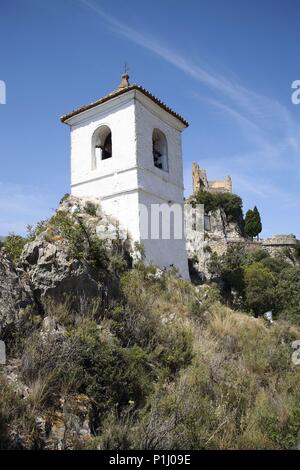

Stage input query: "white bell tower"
[{"left": 61, "top": 74, "right": 189, "bottom": 279}]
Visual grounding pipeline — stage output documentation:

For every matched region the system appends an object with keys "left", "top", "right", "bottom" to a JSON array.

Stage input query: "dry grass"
[
  {"left": 28, "top": 373, "right": 54, "bottom": 411},
  {"left": 208, "top": 303, "right": 266, "bottom": 338},
  {"left": 2, "top": 269, "right": 300, "bottom": 450}
]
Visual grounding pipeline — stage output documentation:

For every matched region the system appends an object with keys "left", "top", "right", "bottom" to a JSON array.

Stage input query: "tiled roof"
[{"left": 60, "top": 84, "right": 189, "bottom": 127}]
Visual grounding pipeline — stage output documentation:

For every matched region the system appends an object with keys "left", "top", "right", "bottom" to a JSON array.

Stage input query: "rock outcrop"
[
  {"left": 0, "top": 248, "right": 34, "bottom": 336},
  {"left": 20, "top": 195, "right": 131, "bottom": 306},
  {"left": 21, "top": 234, "right": 104, "bottom": 303},
  {"left": 206, "top": 208, "right": 243, "bottom": 240}
]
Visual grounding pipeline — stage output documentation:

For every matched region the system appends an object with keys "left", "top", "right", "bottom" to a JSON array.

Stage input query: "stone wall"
[{"left": 261, "top": 235, "right": 298, "bottom": 258}]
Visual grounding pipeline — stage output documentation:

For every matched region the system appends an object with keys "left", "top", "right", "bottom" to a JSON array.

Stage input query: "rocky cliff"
[{"left": 0, "top": 249, "right": 34, "bottom": 338}]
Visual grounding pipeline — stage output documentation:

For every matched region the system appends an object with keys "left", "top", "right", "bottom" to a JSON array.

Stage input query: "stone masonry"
[{"left": 192, "top": 162, "right": 232, "bottom": 194}]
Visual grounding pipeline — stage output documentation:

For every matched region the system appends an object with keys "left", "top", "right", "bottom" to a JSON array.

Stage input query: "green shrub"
[
  {"left": 86, "top": 407, "right": 137, "bottom": 450},
  {"left": 244, "top": 262, "right": 276, "bottom": 316},
  {"left": 189, "top": 284, "right": 221, "bottom": 319},
  {"left": 154, "top": 325, "right": 193, "bottom": 376},
  {"left": 193, "top": 191, "right": 244, "bottom": 231},
  {"left": 260, "top": 256, "right": 289, "bottom": 274},
  {"left": 258, "top": 406, "right": 300, "bottom": 449},
  {"left": 109, "top": 304, "right": 159, "bottom": 350},
  {"left": 208, "top": 243, "right": 246, "bottom": 294},
  {"left": 4, "top": 234, "right": 27, "bottom": 262},
  {"left": 49, "top": 211, "right": 110, "bottom": 270},
  {"left": 207, "top": 245, "right": 297, "bottom": 319},
  {"left": 275, "top": 266, "right": 300, "bottom": 322},
  {"left": 246, "top": 248, "right": 269, "bottom": 263},
  {"left": 73, "top": 320, "right": 152, "bottom": 413},
  {"left": 21, "top": 319, "right": 151, "bottom": 415}
]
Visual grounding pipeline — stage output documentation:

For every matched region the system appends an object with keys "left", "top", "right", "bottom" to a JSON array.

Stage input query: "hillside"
[{"left": 1, "top": 196, "right": 300, "bottom": 450}]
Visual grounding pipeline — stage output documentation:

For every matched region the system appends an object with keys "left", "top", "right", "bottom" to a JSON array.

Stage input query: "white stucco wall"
[
  {"left": 135, "top": 95, "right": 185, "bottom": 198},
  {"left": 138, "top": 190, "right": 189, "bottom": 279},
  {"left": 66, "top": 89, "right": 189, "bottom": 279},
  {"left": 134, "top": 94, "right": 189, "bottom": 278},
  {"left": 69, "top": 91, "right": 137, "bottom": 189}
]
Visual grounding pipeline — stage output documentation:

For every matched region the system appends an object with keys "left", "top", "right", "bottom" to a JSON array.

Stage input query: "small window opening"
[
  {"left": 92, "top": 125, "right": 112, "bottom": 169},
  {"left": 152, "top": 129, "right": 168, "bottom": 172},
  {"left": 101, "top": 133, "right": 112, "bottom": 160}
]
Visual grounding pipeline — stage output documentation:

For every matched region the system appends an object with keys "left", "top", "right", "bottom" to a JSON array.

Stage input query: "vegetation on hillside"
[
  {"left": 1, "top": 198, "right": 300, "bottom": 450},
  {"left": 1, "top": 262, "right": 300, "bottom": 450},
  {"left": 208, "top": 244, "right": 300, "bottom": 322}
]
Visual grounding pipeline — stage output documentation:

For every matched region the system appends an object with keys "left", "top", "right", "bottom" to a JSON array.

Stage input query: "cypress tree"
[
  {"left": 253, "top": 206, "right": 262, "bottom": 240},
  {"left": 244, "top": 207, "right": 262, "bottom": 240},
  {"left": 244, "top": 209, "right": 256, "bottom": 239}
]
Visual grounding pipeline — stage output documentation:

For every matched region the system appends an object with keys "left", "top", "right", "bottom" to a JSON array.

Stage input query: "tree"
[
  {"left": 244, "top": 262, "right": 275, "bottom": 316},
  {"left": 207, "top": 243, "right": 246, "bottom": 294},
  {"left": 244, "top": 206, "right": 262, "bottom": 240},
  {"left": 275, "top": 266, "right": 300, "bottom": 323},
  {"left": 252, "top": 206, "right": 262, "bottom": 240},
  {"left": 244, "top": 210, "right": 255, "bottom": 239}
]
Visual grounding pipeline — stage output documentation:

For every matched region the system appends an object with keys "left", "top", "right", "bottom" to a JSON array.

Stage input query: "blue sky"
[{"left": 0, "top": 0, "right": 299, "bottom": 237}]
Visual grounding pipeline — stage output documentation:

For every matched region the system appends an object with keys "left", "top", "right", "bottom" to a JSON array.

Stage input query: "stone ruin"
[
  {"left": 185, "top": 163, "right": 298, "bottom": 278},
  {"left": 192, "top": 162, "right": 232, "bottom": 194}
]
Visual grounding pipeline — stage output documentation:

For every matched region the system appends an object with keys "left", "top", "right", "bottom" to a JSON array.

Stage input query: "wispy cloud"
[
  {"left": 78, "top": 0, "right": 255, "bottom": 101},
  {"left": 78, "top": 0, "right": 300, "bottom": 236},
  {"left": 78, "top": 0, "right": 300, "bottom": 168}
]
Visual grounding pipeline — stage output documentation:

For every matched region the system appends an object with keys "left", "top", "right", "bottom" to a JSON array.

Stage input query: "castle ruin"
[{"left": 192, "top": 161, "right": 232, "bottom": 194}]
